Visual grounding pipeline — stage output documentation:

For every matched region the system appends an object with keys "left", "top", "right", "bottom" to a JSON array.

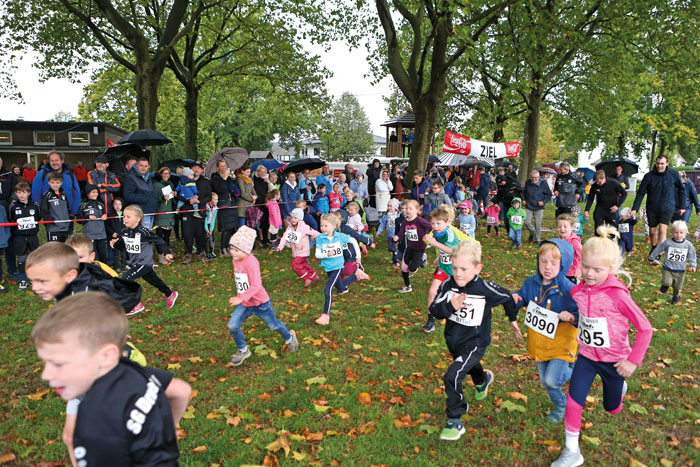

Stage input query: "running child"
[
  {"left": 395, "top": 200, "right": 409, "bottom": 268},
  {"left": 617, "top": 207, "right": 637, "bottom": 257},
  {"left": 428, "top": 240, "right": 517, "bottom": 441},
  {"left": 571, "top": 205, "right": 587, "bottom": 237},
  {"left": 377, "top": 198, "right": 400, "bottom": 267},
  {"left": 107, "top": 198, "right": 128, "bottom": 272},
  {"left": 276, "top": 208, "right": 320, "bottom": 287},
  {"left": 227, "top": 226, "right": 299, "bottom": 365},
  {"left": 556, "top": 214, "right": 582, "bottom": 283},
  {"left": 204, "top": 192, "right": 219, "bottom": 259},
  {"left": 40, "top": 171, "right": 71, "bottom": 242},
  {"left": 393, "top": 199, "right": 432, "bottom": 293},
  {"left": 507, "top": 197, "right": 526, "bottom": 249},
  {"left": 484, "top": 199, "right": 501, "bottom": 237},
  {"left": 78, "top": 184, "right": 108, "bottom": 263},
  {"left": 109, "top": 205, "right": 178, "bottom": 312},
  {"left": 649, "top": 220, "right": 696, "bottom": 304},
  {"left": 9, "top": 182, "right": 41, "bottom": 290},
  {"left": 314, "top": 213, "right": 370, "bottom": 325},
  {"left": 510, "top": 239, "right": 579, "bottom": 424},
  {"left": 551, "top": 226, "right": 653, "bottom": 467},
  {"left": 66, "top": 233, "right": 119, "bottom": 277},
  {"left": 335, "top": 210, "right": 374, "bottom": 280},
  {"left": 457, "top": 201, "right": 476, "bottom": 238},
  {"left": 266, "top": 189, "right": 282, "bottom": 248},
  {"left": 32, "top": 292, "right": 192, "bottom": 465},
  {"left": 422, "top": 205, "right": 475, "bottom": 333}
]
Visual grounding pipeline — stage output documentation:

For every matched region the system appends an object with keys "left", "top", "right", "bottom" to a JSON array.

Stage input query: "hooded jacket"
[
  {"left": 570, "top": 275, "right": 653, "bottom": 365},
  {"left": 30, "top": 162, "right": 81, "bottom": 214},
  {"left": 55, "top": 262, "right": 142, "bottom": 313},
  {"left": 514, "top": 239, "right": 579, "bottom": 362},
  {"left": 554, "top": 171, "right": 584, "bottom": 208},
  {"left": 0, "top": 167, "right": 18, "bottom": 207},
  {"left": 278, "top": 220, "right": 320, "bottom": 257},
  {"left": 631, "top": 168, "right": 685, "bottom": 213},
  {"left": 280, "top": 180, "right": 300, "bottom": 219}
]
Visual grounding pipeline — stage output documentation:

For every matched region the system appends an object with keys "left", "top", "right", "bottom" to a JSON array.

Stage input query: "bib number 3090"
[
  {"left": 577, "top": 315, "right": 610, "bottom": 348},
  {"left": 524, "top": 301, "right": 559, "bottom": 339}
]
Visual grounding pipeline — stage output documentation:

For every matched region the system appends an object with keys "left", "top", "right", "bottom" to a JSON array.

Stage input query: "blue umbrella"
[
  {"left": 576, "top": 167, "right": 595, "bottom": 181},
  {"left": 251, "top": 159, "right": 286, "bottom": 172}
]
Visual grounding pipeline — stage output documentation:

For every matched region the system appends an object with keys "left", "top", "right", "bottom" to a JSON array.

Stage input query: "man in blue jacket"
[
  {"left": 31, "top": 151, "right": 81, "bottom": 215},
  {"left": 522, "top": 170, "right": 552, "bottom": 243},
  {"left": 123, "top": 157, "right": 158, "bottom": 230},
  {"left": 410, "top": 170, "right": 432, "bottom": 216},
  {"left": 631, "top": 155, "right": 686, "bottom": 261}
]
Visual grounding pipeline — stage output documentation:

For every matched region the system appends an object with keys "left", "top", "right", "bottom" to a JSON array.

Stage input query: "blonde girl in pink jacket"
[
  {"left": 552, "top": 226, "right": 652, "bottom": 467},
  {"left": 276, "top": 208, "right": 320, "bottom": 287}
]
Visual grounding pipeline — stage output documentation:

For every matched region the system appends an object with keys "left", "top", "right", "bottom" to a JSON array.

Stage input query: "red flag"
[{"left": 106, "top": 139, "right": 116, "bottom": 148}]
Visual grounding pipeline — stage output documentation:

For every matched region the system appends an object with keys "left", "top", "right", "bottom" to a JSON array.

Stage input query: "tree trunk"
[
  {"left": 406, "top": 93, "right": 442, "bottom": 190},
  {"left": 520, "top": 82, "right": 543, "bottom": 184},
  {"left": 184, "top": 84, "right": 199, "bottom": 158},
  {"left": 135, "top": 63, "right": 164, "bottom": 130},
  {"left": 649, "top": 130, "right": 658, "bottom": 170},
  {"left": 617, "top": 134, "right": 625, "bottom": 157}
]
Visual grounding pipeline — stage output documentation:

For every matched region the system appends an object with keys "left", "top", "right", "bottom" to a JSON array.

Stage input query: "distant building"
[
  {"left": 0, "top": 120, "right": 127, "bottom": 169},
  {"left": 271, "top": 134, "right": 386, "bottom": 160}
]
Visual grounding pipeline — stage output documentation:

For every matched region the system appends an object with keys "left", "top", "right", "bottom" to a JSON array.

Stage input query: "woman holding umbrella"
[
  {"left": 211, "top": 160, "right": 238, "bottom": 256},
  {"left": 254, "top": 165, "right": 270, "bottom": 246},
  {"left": 237, "top": 164, "right": 256, "bottom": 227}
]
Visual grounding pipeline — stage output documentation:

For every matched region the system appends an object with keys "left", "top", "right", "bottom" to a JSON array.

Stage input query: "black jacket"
[
  {"left": 9, "top": 199, "right": 41, "bottom": 236},
  {"left": 429, "top": 276, "right": 517, "bottom": 356},
  {"left": 554, "top": 172, "right": 584, "bottom": 208},
  {"left": 0, "top": 168, "right": 17, "bottom": 207},
  {"left": 585, "top": 179, "right": 627, "bottom": 213},
  {"left": 40, "top": 189, "right": 70, "bottom": 233},
  {"left": 55, "top": 262, "right": 142, "bottom": 312}
]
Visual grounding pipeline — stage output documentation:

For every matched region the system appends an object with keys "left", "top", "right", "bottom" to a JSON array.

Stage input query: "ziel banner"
[{"left": 442, "top": 130, "right": 520, "bottom": 159}]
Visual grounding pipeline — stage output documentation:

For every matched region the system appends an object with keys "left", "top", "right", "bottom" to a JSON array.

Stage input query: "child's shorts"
[{"left": 433, "top": 268, "right": 449, "bottom": 282}]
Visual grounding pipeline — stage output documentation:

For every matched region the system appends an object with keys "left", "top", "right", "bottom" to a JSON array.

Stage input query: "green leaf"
[
  {"left": 582, "top": 435, "right": 601, "bottom": 446},
  {"left": 306, "top": 375, "right": 327, "bottom": 385},
  {"left": 418, "top": 424, "right": 439, "bottom": 434},
  {"left": 628, "top": 403, "right": 648, "bottom": 415},
  {"left": 500, "top": 400, "right": 526, "bottom": 412}
]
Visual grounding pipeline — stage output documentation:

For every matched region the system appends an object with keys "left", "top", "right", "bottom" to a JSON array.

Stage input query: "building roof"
[
  {"left": 381, "top": 111, "right": 415, "bottom": 128},
  {"left": 0, "top": 120, "right": 127, "bottom": 134},
  {"left": 249, "top": 150, "right": 273, "bottom": 159},
  {"left": 373, "top": 135, "right": 386, "bottom": 144}
]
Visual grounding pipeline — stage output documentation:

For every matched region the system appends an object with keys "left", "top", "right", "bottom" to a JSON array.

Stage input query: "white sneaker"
[
  {"left": 551, "top": 447, "right": 584, "bottom": 467},
  {"left": 398, "top": 286, "right": 413, "bottom": 293}
]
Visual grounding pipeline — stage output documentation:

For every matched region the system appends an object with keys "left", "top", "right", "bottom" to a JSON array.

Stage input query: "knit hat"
[
  {"left": 290, "top": 208, "right": 304, "bottom": 220},
  {"left": 457, "top": 200, "right": 471, "bottom": 209},
  {"left": 620, "top": 207, "right": 631, "bottom": 217},
  {"left": 182, "top": 167, "right": 194, "bottom": 177},
  {"left": 388, "top": 198, "right": 400, "bottom": 210},
  {"left": 229, "top": 225, "right": 257, "bottom": 254},
  {"left": 512, "top": 197, "right": 521, "bottom": 205},
  {"left": 572, "top": 205, "right": 580, "bottom": 214},
  {"left": 85, "top": 184, "right": 99, "bottom": 195}
]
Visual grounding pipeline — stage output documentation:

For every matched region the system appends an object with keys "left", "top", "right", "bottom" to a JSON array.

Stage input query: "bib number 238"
[{"left": 577, "top": 315, "right": 610, "bottom": 348}]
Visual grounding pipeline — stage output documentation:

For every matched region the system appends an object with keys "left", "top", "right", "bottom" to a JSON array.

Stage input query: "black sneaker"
[
  {"left": 671, "top": 296, "right": 681, "bottom": 305},
  {"left": 660, "top": 285, "right": 669, "bottom": 294},
  {"left": 19, "top": 280, "right": 28, "bottom": 290},
  {"left": 421, "top": 320, "right": 436, "bottom": 333}
]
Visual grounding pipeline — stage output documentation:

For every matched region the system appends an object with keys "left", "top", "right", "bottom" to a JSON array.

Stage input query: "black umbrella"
[
  {"left": 101, "top": 143, "right": 149, "bottom": 178},
  {"left": 428, "top": 154, "right": 440, "bottom": 163},
  {"left": 119, "top": 129, "right": 172, "bottom": 147},
  {"left": 595, "top": 158, "right": 639, "bottom": 178},
  {"left": 159, "top": 158, "right": 197, "bottom": 172},
  {"left": 496, "top": 160, "right": 518, "bottom": 168},
  {"left": 282, "top": 157, "right": 326, "bottom": 173},
  {"left": 205, "top": 147, "right": 249, "bottom": 177}
]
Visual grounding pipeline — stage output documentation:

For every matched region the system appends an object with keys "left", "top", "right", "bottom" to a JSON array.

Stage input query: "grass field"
[{"left": 0, "top": 202, "right": 698, "bottom": 466}]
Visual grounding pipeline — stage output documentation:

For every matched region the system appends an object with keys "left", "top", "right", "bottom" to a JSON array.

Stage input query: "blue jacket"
[
  {"left": 681, "top": 180, "right": 700, "bottom": 214},
  {"left": 515, "top": 238, "right": 579, "bottom": 320},
  {"left": 280, "top": 181, "right": 300, "bottom": 219},
  {"left": 477, "top": 173, "right": 491, "bottom": 196},
  {"left": 313, "top": 192, "right": 330, "bottom": 214},
  {"left": 632, "top": 168, "right": 685, "bottom": 213},
  {"left": 123, "top": 171, "right": 158, "bottom": 214},
  {"left": 31, "top": 162, "right": 81, "bottom": 215},
  {"left": 444, "top": 181, "right": 456, "bottom": 201},
  {"left": 522, "top": 179, "right": 552, "bottom": 211},
  {"left": 411, "top": 179, "right": 432, "bottom": 214}
]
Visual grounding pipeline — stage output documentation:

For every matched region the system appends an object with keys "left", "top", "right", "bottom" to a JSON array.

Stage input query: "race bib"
[
  {"left": 17, "top": 217, "right": 36, "bottom": 230},
  {"left": 234, "top": 272, "right": 250, "bottom": 293},
  {"left": 460, "top": 223, "right": 471, "bottom": 234},
  {"left": 285, "top": 230, "right": 301, "bottom": 244},
  {"left": 578, "top": 315, "right": 610, "bottom": 348},
  {"left": 524, "top": 301, "right": 560, "bottom": 339},
  {"left": 387, "top": 218, "right": 395, "bottom": 228},
  {"left": 323, "top": 242, "right": 342, "bottom": 257},
  {"left": 668, "top": 247, "right": 687, "bottom": 262},
  {"left": 406, "top": 228, "right": 419, "bottom": 242},
  {"left": 124, "top": 236, "right": 141, "bottom": 254},
  {"left": 511, "top": 215, "right": 522, "bottom": 225},
  {"left": 448, "top": 295, "right": 486, "bottom": 327},
  {"left": 439, "top": 251, "right": 452, "bottom": 265},
  {"left": 618, "top": 223, "right": 629, "bottom": 233},
  {"left": 486, "top": 216, "right": 496, "bottom": 224},
  {"left": 574, "top": 222, "right": 581, "bottom": 232}
]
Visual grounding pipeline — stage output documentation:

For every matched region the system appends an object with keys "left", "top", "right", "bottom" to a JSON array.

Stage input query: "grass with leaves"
[{"left": 0, "top": 203, "right": 698, "bottom": 466}]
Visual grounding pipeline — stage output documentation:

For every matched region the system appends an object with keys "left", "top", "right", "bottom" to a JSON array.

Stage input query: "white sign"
[
  {"left": 322, "top": 241, "right": 342, "bottom": 257},
  {"left": 618, "top": 223, "right": 629, "bottom": 233},
  {"left": 448, "top": 294, "right": 486, "bottom": 327},
  {"left": 668, "top": 247, "right": 687, "bottom": 262},
  {"left": 405, "top": 228, "right": 419, "bottom": 242},
  {"left": 439, "top": 251, "right": 452, "bottom": 265},
  {"left": 511, "top": 215, "right": 522, "bottom": 225},
  {"left": 124, "top": 235, "right": 141, "bottom": 254},
  {"left": 578, "top": 315, "right": 610, "bottom": 348},
  {"left": 161, "top": 185, "right": 173, "bottom": 199},
  {"left": 285, "top": 230, "right": 301, "bottom": 244},
  {"left": 234, "top": 272, "right": 250, "bottom": 293},
  {"left": 17, "top": 217, "right": 36, "bottom": 230},
  {"left": 486, "top": 216, "right": 496, "bottom": 224},
  {"left": 524, "top": 301, "right": 560, "bottom": 339}
]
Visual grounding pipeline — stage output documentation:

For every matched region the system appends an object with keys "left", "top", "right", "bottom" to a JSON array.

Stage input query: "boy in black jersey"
[
  {"left": 429, "top": 240, "right": 517, "bottom": 441},
  {"left": 9, "top": 182, "right": 41, "bottom": 289},
  {"left": 40, "top": 172, "right": 71, "bottom": 242},
  {"left": 32, "top": 292, "right": 191, "bottom": 466}
]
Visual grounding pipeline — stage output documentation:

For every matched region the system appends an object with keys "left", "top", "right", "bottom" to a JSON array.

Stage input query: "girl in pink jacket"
[
  {"left": 266, "top": 189, "right": 283, "bottom": 248},
  {"left": 276, "top": 208, "right": 320, "bottom": 287},
  {"left": 552, "top": 226, "right": 653, "bottom": 467}
]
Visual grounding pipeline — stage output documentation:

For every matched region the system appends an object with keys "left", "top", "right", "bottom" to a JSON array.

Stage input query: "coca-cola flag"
[{"left": 443, "top": 130, "right": 519, "bottom": 159}]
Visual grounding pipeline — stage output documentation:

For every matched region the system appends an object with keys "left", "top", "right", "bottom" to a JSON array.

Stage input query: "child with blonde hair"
[
  {"left": 649, "top": 220, "right": 696, "bottom": 304},
  {"left": 314, "top": 213, "right": 370, "bottom": 325},
  {"left": 551, "top": 226, "right": 653, "bottom": 467},
  {"left": 377, "top": 198, "right": 401, "bottom": 267}
]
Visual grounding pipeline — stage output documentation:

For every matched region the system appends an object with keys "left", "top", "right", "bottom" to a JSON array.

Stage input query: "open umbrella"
[
  {"left": 537, "top": 166, "right": 557, "bottom": 175},
  {"left": 118, "top": 129, "right": 172, "bottom": 147},
  {"left": 101, "top": 143, "right": 149, "bottom": 179},
  {"left": 282, "top": 157, "right": 326, "bottom": 173},
  {"left": 204, "top": 147, "right": 249, "bottom": 178},
  {"left": 251, "top": 159, "right": 286, "bottom": 172},
  {"left": 496, "top": 160, "right": 518, "bottom": 169},
  {"left": 429, "top": 154, "right": 440, "bottom": 163},
  {"left": 595, "top": 158, "right": 639, "bottom": 178},
  {"left": 576, "top": 167, "right": 595, "bottom": 181},
  {"left": 159, "top": 158, "right": 197, "bottom": 172},
  {"left": 438, "top": 152, "right": 494, "bottom": 167}
]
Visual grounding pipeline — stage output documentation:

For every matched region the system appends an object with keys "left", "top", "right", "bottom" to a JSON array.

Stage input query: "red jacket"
[
  {"left": 23, "top": 168, "right": 37, "bottom": 183},
  {"left": 73, "top": 165, "right": 87, "bottom": 182}
]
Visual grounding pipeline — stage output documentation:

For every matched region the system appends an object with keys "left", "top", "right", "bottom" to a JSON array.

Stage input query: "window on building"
[
  {"left": 34, "top": 131, "right": 55, "bottom": 146},
  {"left": 314, "top": 147, "right": 321, "bottom": 156},
  {"left": 0, "top": 131, "right": 11, "bottom": 145},
  {"left": 69, "top": 132, "right": 90, "bottom": 146}
]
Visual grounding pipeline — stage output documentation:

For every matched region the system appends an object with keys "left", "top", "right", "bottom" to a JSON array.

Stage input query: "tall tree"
[{"left": 319, "top": 92, "right": 374, "bottom": 160}]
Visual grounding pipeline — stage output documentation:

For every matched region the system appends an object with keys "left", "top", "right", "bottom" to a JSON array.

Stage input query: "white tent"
[{"left": 437, "top": 152, "right": 494, "bottom": 167}]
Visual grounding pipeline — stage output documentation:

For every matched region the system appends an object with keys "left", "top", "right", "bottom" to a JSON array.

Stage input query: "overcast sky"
[{"left": 0, "top": 43, "right": 394, "bottom": 136}]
